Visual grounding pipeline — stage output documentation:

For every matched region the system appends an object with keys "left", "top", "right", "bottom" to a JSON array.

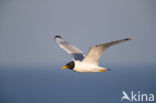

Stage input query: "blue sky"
[{"left": 0, "top": 0, "right": 156, "bottom": 66}]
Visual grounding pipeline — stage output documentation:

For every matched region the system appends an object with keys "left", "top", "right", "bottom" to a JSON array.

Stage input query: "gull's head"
[{"left": 61, "top": 61, "right": 75, "bottom": 70}]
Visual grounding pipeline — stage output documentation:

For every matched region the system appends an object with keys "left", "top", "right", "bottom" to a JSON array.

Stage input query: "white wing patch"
[{"left": 83, "top": 38, "right": 132, "bottom": 65}]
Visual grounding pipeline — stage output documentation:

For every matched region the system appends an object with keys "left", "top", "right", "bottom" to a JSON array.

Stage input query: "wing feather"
[
  {"left": 82, "top": 38, "right": 132, "bottom": 65},
  {"left": 54, "top": 35, "right": 84, "bottom": 61}
]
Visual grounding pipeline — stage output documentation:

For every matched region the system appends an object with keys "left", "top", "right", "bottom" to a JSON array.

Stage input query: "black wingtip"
[
  {"left": 125, "top": 37, "right": 133, "bottom": 40},
  {"left": 54, "top": 35, "right": 62, "bottom": 40}
]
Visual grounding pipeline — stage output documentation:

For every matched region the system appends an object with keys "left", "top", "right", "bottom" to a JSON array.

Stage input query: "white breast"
[{"left": 73, "top": 61, "right": 104, "bottom": 72}]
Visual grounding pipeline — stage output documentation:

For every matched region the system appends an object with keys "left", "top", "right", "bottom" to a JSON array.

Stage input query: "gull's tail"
[{"left": 106, "top": 68, "right": 112, "bottom": 71}]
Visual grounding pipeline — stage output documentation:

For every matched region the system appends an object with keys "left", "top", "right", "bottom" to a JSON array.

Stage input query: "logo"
[{"left": 121, "top": 91, "right": 154, "bottom": 102}]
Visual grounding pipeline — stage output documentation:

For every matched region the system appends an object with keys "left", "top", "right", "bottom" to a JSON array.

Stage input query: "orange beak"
[{"left": 61, "top": 66, "right": 68, "bottom": 69}]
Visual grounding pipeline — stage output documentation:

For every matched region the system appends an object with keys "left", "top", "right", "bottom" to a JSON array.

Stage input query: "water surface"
[{"left": 1, "top": 64, "right": 156, "bottom": 103}]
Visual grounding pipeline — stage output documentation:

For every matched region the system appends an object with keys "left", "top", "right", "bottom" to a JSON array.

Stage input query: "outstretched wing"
[
  {"left": 82, "top": 38, "right": 132, "bottom": 65},
  {"left": 54, "top": 35, "right": 84, "bottom": 61}
]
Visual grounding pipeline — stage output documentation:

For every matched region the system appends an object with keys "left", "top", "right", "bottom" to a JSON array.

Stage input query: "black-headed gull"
[{"left": 55, "top": 35, "right": 132, "bottom": 72}]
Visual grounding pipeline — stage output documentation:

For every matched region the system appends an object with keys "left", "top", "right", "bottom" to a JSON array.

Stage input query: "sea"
[{"left": 0, "top": 64, "right": 156, "bottom": 103}]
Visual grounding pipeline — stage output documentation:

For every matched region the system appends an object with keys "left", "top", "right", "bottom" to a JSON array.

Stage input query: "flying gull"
[{"left": 54, "top": 35, "right": 132, "bottom": 72}]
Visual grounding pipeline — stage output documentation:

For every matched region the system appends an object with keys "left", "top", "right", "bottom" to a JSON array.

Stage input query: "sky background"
[{"left": 0, "top": 0, "right": 156, "bottom": 66}]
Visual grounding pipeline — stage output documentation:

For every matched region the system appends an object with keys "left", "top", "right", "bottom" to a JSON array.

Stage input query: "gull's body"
[
  {"left": 54, "top": 35, "right": 132, "bottom": 73},
  {"left": 73, "top": 61, "right": 106, "bottom": 72}
]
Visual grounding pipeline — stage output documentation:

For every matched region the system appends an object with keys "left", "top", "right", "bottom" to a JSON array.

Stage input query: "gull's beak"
[{"left": 61, "top": 66, "right": 68, "bottom": 69}]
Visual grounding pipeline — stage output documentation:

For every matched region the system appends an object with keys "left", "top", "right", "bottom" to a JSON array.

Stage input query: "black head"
[
  {"left": 61, "top": 61, "right": 75, "bottom": 70},
  {"left": 54, "top": 35, "right": 62, "bottom": 40}
]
